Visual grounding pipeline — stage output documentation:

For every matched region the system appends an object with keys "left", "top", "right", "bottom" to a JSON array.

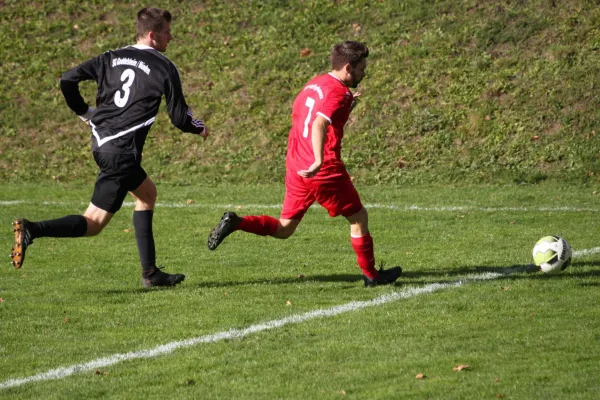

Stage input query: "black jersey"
[{"left": 60, "top": 44, "right": 205, "bottom": 155}]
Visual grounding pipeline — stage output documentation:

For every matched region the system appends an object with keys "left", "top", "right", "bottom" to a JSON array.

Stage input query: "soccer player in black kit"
[{"left": 9, "top": 7, "right": 207, "bottom": 288}]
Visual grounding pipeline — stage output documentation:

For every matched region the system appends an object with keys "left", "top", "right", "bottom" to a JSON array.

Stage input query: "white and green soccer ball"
[{"left": 532, "top": 236, "right": 572, "bottom": 274}]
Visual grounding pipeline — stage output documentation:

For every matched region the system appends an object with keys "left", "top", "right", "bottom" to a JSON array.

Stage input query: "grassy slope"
[{"left": 1, "top": 0, "right": 600, "bottom": 185}]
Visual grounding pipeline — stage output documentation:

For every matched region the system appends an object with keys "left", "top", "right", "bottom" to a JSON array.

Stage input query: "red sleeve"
[{"left": 315, "top": 87, "right": 347, "bottom": 122}]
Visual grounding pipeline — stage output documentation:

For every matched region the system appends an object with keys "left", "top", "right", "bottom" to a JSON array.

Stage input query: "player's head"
[
  {"left": 330, "top": 41, "right": 369, "bottom": 88},
  {"left": 136, "top": 7, "right": 173, "bottom": 52}
]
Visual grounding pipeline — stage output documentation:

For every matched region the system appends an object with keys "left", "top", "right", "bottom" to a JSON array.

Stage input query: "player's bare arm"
[{"left": 297, "top": 115, "right": 329, "bottom": 178}]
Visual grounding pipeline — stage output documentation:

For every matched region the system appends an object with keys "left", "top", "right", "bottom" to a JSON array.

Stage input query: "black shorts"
[{"left": 91, "top": 152, "right": 147, "bottom": 213}]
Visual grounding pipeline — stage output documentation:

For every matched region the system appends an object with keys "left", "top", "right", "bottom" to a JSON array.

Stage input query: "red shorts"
[{"left": 281, "top": 170, "right": 363, "bottom": 220}]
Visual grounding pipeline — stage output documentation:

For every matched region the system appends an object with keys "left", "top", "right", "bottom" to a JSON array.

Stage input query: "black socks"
[
  {"left": 133, "top": 210, "right": 156, "bottom": 272},
  {"left": 35, "top": 215, "right": 87, "bottom": 238}
]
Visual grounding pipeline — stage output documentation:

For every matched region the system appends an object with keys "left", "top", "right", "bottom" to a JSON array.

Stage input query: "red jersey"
[{"left": 286, "top": 73, "right": 355, "bottom": 179}]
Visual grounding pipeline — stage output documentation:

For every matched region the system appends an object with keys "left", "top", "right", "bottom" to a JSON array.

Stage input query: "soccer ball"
[{"left": 532, "top": 236, "right": 572, "bottom": 274}]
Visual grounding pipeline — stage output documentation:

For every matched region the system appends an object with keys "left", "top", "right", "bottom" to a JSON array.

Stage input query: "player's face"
[
  {"left": 348, "top": 58, "right": 367, "bottom": 88},
  {"left": 152, "top": 22, "right": 173, "bottom": 52}
]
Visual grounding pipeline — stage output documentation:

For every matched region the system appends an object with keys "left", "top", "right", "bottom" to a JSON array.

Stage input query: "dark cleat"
[
  {"left": 142, "top": 266, "right": 185, "bottom": 288},
  {"left": 364, "top": 265, "right": 402, "bottom": 287},
  {"left": 10, "top": 218, "right": 34, "bottom": 269},
  {"left": 207, "top": 212, "right": 242, "bottom": 251}
]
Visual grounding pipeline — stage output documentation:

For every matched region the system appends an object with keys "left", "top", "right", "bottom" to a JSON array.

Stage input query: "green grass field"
[
  {"left": 2, "top": 0, "right": 600, "bottom": 398},
  {"left": 1, "top": 183, "right": 599, "bottom": 399}
]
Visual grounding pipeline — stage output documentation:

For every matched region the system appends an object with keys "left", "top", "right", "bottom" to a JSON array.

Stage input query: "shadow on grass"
[
  {"left": 402, "top": 259, "right": 600, "bottom": 281},
  {"left": 93, "top": 260, "right": 600, "bottom": 294}
]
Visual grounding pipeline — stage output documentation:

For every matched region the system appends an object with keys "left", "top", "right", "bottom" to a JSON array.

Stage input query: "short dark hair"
[
  {"left": 330, "top": 41, "right": 369, "bottom": 70},
  {"left": 136, "top": 7, "right": 172, "bottom": 40}
]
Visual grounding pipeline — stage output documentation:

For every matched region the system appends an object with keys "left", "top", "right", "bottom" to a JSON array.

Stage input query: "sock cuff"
[{"left": 351, "top": 232, "right": 372, "bottom": 244}]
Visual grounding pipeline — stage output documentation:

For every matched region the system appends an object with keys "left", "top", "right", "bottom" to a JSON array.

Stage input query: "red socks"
[
  {"left": 351, "top": 233, "right": 379, "bottom": 280},
  {"left": 238, "top": 215, "right": 279, "bottom": 236}
]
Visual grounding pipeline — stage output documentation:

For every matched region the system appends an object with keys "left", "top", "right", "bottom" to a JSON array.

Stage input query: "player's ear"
[{"left": 344, "top": 63, "right": 352, "bottom": 74}]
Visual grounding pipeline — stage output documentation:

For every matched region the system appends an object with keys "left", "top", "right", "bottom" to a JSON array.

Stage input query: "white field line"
[
  {"left": 4, "top": 244, "right": 600, "bottom": 393},
  {"left": 1, "top": 248, "right": 598, "bottom": 390},
  {"left": 0, "top": 199, "right": 598, "bottom": 213},
  {"left": 0, "top": 271, "right": 508, "bottom": 391}
]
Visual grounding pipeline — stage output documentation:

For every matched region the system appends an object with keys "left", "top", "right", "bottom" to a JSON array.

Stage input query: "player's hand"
[
  {"left": 350, "top": 92, "right": 361, "bottom": 111},
  {"left": 297, "top": 161, "right": 322, "bottom": 178},
  {"left": 199, "top": 126, "right": 209, "bottom": 141},
  {"left": 78, "top": 106, "right": 95, "bottom": 125}
]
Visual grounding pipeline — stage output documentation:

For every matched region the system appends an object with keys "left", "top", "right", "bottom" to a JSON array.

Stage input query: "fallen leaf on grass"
[
  {"left": 0, "top": 298, "right": 4, "bottom": 303},
  {"left": 339, "top": 390, "right": 346, "bottom": 395},
  {"left": 501, "top": 286, "right": 510, "bottom": 291},
  {"left": 496, "top": 394, "right": 505, "bottom": 398},
  {"left": 300, "top": 48, "right": 311, "bottom": 57},
  {"left": 286, "top": 300, "right": 292, "bottom": 306},
  {"left": 297, "top": 274, "right": 305, "bottom": 279},
  {"left": 186, "top": 199, "right": 195, "bottom": 205},
  {"left": 453, "top": 364, "right": 471, "bottom": 372},
  {"left": 63, "top": 317, "right": 70, "bottom": 324},
  {"left": 123, "top": 228, "right": 132, "bottom": 233},
  {"left": 415, "top": 373, "right": 425, "bottom": 379}
]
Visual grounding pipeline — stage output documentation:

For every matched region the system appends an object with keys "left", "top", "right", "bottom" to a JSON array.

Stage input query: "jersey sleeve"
[
  {"left": 164, "top": 64, "right": 205, "bottom": 135},
  {"left": 315, "top": 88, "right": 347, "bottom": 123},
  {"left": 60, "top": 56, "right": 102, "bottom": 116}
]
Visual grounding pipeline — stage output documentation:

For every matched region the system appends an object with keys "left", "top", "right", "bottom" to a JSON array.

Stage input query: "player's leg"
[
  {"left": 314, "top": 177, "right": 401, "bottom": 286},
  {"left": 345, "top": 206, "right": 402, "bottom": 286},
  {"left": 10, "top": 213, "right": 91, "bottom": 269},
  {"left": 9, "top": 177, "right": 114, "bottom": 269},
  {"left": 129, "top": 175, "right": 184, "bottom": 288},
  {"left": 207, "top": 171, "right": 312, "bottom": 250},
  {"left": 344, "top": 206, "right": 379, "bottom": 281}
]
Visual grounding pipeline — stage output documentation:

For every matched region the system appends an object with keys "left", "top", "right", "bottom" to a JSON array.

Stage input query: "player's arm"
[
  {"left": 297, "top": 115, "right": 329, "bottom": 178},
  {"left": 60, "top": 57, "right": 101, "bottom": 123},
  {"left": 164, "top": 65, "right": 208, "bottom": 139}
]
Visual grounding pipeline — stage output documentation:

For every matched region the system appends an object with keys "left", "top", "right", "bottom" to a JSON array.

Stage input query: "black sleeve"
[
  {"left": 164, "top": 65, "right": 205, "bottom": 135},
  {"left": 60, "top": 56, "right": 102, "bottom": 116}
]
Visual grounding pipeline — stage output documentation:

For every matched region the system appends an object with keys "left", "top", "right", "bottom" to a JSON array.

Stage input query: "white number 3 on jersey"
[{"left": 114, "top": 68, "right": 135, "bottom": 108}]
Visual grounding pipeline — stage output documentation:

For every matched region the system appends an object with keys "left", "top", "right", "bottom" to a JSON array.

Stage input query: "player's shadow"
[
  {"left": 193, "top": 273, "right": 369, "bottom": 289},
  {"left": 411, "top": 259, "right": 600, "bottom": 280},
  {"left": 95, "top": 260, "right": 600, "bottom": 294}
]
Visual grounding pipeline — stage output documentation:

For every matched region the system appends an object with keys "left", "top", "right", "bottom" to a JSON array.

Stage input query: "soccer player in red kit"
[{"left": 208, "top": 41, "right": 401, "bottom": 286}]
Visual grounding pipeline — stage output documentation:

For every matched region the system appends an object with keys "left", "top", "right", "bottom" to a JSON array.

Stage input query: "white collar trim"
[{"left": 130, "top": 44, "right": 155, "bottom": 50}]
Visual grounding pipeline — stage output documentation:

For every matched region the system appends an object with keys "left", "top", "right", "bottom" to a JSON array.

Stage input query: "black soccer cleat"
[
  {"left": 207, "top": 212, "right": 242, "bottom": 250},
  {"left": 364, "top": 265, "right": 403, "bottom": 287},
  {"left": 10, "top": 218, "right": 35, "bottom": 269},
  {"left": 142, "top": 266, "right": 185, "bottom": 288}
]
